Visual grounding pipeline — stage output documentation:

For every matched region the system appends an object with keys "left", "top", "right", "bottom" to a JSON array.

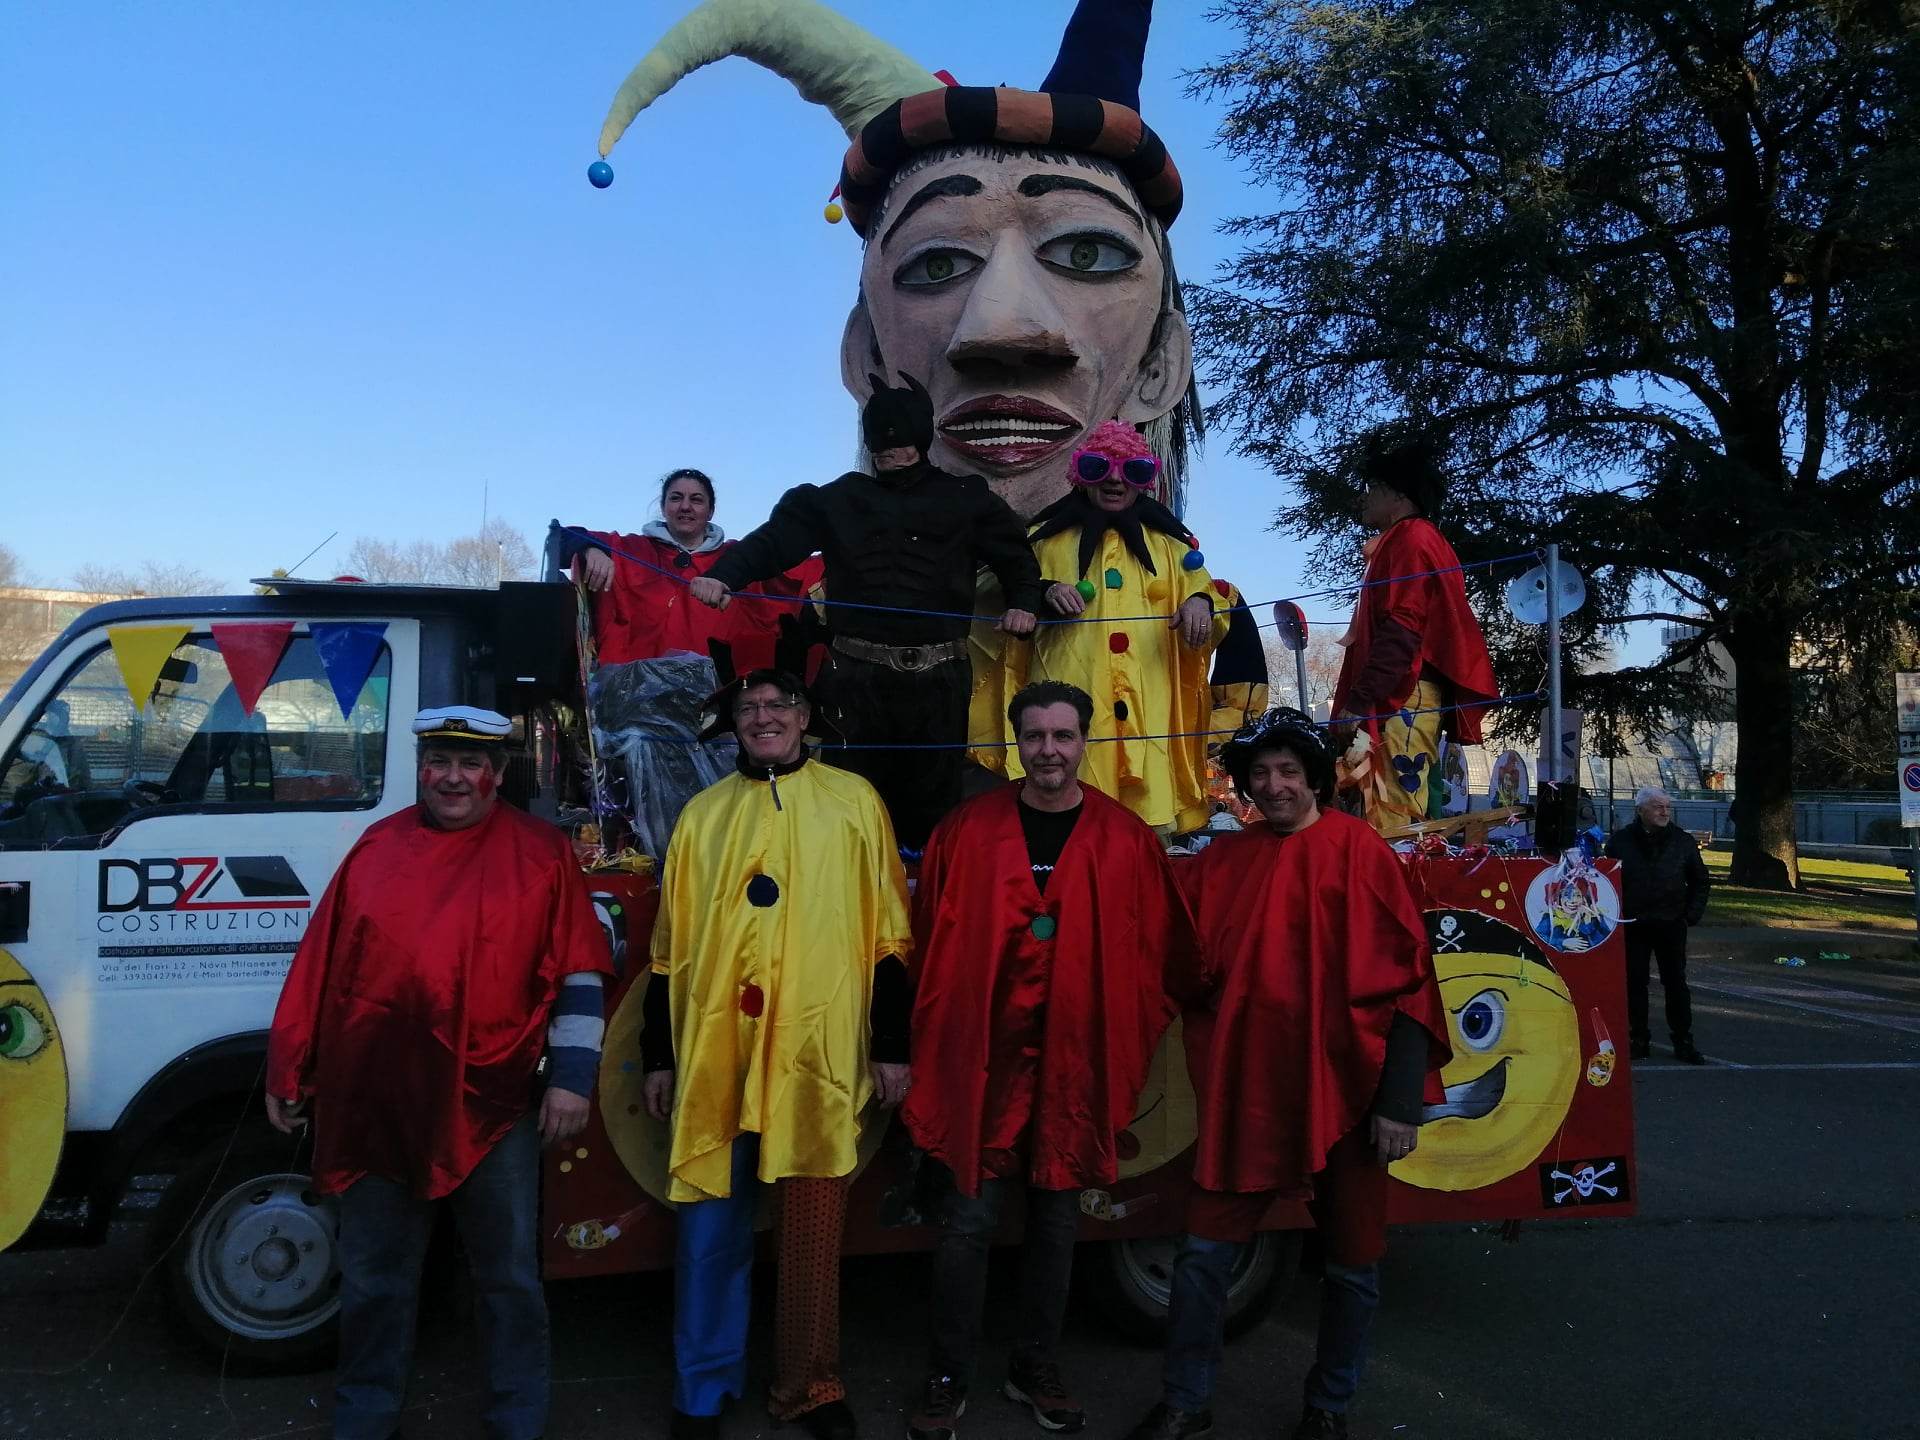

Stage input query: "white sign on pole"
[{"left": 1898, "top": 673, "right": 1920, "bottom": 828}]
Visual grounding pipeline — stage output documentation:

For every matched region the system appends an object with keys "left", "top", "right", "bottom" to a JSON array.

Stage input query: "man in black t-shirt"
[{"left": 901, "top": 681, "right": 1204, "bottom": 1439}]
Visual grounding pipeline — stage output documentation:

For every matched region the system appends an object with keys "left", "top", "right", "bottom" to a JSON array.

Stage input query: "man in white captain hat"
[{"left": 267, "top": 704, "right": 613, "bottom": 1440}]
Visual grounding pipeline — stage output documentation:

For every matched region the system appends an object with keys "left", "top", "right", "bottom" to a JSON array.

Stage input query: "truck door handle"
[{"left": 0, "top": 881, "right": 28, "bottom": 945}]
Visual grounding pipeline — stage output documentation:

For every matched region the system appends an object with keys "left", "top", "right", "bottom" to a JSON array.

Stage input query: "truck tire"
[
  {"left": 1082, "top": 1229, "right": 1296, "bottom": 1343},
  {"left": 151, "top": 1127, "right": 341, "bottom": 1372}
]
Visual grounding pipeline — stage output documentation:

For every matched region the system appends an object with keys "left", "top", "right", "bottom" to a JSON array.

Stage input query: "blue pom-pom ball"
[
  {"left": 1182, "top": 549, "right": 1206, "bottom": 571},
  {"left": 587, "top": 160, "right": 615, "bottom": 189}
]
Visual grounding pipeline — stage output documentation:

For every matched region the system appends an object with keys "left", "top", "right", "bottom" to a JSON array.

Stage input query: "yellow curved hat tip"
[{"left": 824, "top": 202, "right": 844, "bottom": 224}]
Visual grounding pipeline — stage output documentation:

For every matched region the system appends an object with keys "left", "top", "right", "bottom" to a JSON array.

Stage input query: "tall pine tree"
[{"left": 1191, "top": 0, "right": 1919, "bottom": 887}]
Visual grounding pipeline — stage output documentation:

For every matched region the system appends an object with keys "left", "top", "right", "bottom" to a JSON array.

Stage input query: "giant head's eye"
[
  {"left": 894, "top": 248, "right": 981, "bottom": 287},
  {"left": 0, "top": 1002, "right": 49, "bottom": 1062},
  {"left": 1454, "top": 989, "right": 1507, "bottom": 1053},
  {"left": 1038, "top": 234, "right": 1140, "bottom": 275}
]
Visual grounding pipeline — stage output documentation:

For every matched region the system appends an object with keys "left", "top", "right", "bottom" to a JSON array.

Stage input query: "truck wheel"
[
  {"left": 1083, "top": 1229, "right": 1296, "bottom": 1343},
  {"left": 152, "top": 1130, "right": 341, "bottom": 1372}
]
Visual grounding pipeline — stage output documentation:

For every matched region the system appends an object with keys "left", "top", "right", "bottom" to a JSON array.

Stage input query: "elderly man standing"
[
  {"left": 1126, "top": 709, "right": 1448, "bottom": 1440},
  {"left": 644, "top": 667, "right": 913, "bottom": 1440},
  {"left": 266, "top": 706, "right": 611, "bottom": 1440},
  {"left": 1605, "top": 787, "right": 1711, "bottom": 1063},
  {"left": 902, "top": 680, "right": 1204, "bottom": 1439}
]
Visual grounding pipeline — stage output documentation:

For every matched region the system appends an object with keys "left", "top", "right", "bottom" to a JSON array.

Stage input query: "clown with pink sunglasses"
[{"left": 976, "top": 420, "right": 1267, "bottom": 835}]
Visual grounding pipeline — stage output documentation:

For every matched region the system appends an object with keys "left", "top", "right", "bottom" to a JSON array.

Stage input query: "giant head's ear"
[
  {"left": 842, "top": 299, "right": 882, "bottom": 405},
  {"left": 1118, "top": 309, "right": 1193, "bottom": 424}
]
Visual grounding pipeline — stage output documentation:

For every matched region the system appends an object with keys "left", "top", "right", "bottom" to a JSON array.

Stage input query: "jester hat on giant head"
[
  {"left": 592, "top": 0, "right": 1181, "bottom": 237},
  {"left": 590, "top": 2, "right": 1198, "bottom": 516}
]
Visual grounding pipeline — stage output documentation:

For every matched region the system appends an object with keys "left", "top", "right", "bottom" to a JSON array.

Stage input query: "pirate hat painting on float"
[
  {"left": 1392, "top": 909, "right": 1580, "bottom": 1194},
  {"left": 589, "top": 0, "right": 1201, "bottom": 521}
]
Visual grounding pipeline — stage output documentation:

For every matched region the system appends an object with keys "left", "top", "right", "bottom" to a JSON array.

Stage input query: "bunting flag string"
[
  {"left": 209, "top": 622, "right": 294, "bottom": 717},
  {"left": 309, "top": 621, "right": 389, "bottom": 720},
  {"left": 106, "top": 625, "right": 190, "bottom": 714}
]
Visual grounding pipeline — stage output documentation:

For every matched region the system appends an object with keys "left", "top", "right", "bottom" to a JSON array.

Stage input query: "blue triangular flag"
[{"left": 310, "top": 621, "right": 389, "bottom": 719}]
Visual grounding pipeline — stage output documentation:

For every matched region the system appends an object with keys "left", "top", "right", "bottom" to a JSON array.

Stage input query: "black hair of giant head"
[
  {"left": 659, "top": 467, "right": 715, "bottom": 509},
  {"left": 1007, "top": 679, "right": 1094, "bottom": 736},
  {"left": 1220, "top": 708, "right": 1335, "bottom": 805}
]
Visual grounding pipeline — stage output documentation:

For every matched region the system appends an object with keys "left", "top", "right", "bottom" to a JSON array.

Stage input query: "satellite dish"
[
  {"left": 1504, "top": 560, "right": 1586, "bottom": 624},
  {"left": 1271, "top": 601, "right": 1309, "bottom": 652}
]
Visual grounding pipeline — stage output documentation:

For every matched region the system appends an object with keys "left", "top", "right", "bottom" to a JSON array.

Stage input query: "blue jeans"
[
  {"left": 1162, "top": 1234, "right": 1380, "bottom": 1415},
  {"left": 333, "top": 1112, "right": 549, "bottom": 1440}
]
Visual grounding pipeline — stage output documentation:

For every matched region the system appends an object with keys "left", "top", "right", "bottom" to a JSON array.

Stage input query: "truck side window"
[{"left": 0, "top": 633, "right": 390, "bottom": 849}]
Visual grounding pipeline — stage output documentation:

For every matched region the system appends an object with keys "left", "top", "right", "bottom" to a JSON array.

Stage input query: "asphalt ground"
[{"left": 3, "top": 926, "right": 1916, "bottom": 1440}]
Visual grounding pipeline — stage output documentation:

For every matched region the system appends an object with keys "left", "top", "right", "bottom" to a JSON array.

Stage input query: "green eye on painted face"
[
  {"left": 0, "top": 1003, "right": 48, "bottom": 1061},
  {"left": 1038, "top": 234, "right": 1140, "bottom": 276},
  {"left": 895, "top": 248, "right": 981, "bottom": 287}
]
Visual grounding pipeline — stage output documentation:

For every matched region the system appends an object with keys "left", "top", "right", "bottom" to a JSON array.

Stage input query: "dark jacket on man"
[
  {"left": 1604, "top": 821, "right": 1711, "bottom": 926},
  {"left": 704, "top": 463, "right": 1045, "bottom": 646}
]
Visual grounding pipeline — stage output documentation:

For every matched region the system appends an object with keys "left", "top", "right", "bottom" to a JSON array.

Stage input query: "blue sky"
[{"left": 3, "top": 2, "right": 1361, "bottom": 617}]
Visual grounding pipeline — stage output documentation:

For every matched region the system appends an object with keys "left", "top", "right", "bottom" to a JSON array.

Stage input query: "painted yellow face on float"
[
  {"left": 1394, "top": 916, "right": 1580, "bottom": 1193},
  {"left": 844, "top": 150, "right": 1193, "bottom": 520},
  {"left": 0, "top": 947, "right": 67, "bottom": 1249}
]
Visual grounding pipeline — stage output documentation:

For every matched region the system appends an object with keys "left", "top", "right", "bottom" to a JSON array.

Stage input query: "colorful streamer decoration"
[
  {"left": 309, "top": 621, "right": 389, "bottom": 720},
  {"left": 107, "top": 624, "right": 190, "bottom": 713},
  {"left": 209, "top": 622, "right": 294, "bottom": 717}
]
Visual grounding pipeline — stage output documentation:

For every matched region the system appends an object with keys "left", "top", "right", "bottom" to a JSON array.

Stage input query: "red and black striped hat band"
[{"left": 839, "top": 86, "right": 1182, "bottom": 239}]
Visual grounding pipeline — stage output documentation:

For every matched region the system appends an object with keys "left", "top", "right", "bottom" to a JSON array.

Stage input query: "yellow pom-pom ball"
[{"left": 824, "top": 202, "right": 844, "bottom": 224}]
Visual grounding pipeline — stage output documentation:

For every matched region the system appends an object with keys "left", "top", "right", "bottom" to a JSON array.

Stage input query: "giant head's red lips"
[{"left": 937, "top": 395, "right": 1081, "bottom": 471}]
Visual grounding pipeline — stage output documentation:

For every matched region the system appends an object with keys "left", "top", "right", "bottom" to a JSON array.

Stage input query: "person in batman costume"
[{"left": 691, "top": 372, "right": 1044, "bottom": 849}]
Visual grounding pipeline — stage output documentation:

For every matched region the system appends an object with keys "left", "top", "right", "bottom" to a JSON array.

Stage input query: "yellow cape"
[
  {"left": 650, "top": 761, "right": 911, "bottom": 1201},
  {"left": 972, "top": 526, "right": 1228, "bottom": 833}
]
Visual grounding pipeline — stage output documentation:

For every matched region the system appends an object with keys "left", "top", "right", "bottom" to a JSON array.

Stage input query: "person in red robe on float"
[
  {"left": 901, "top": 680, "right": 1205, "bottom": 1440},
  {"left": 1124, "top": 708, "right": 1449, "bottom": 1440},
  {"left": 1330, "top": 433, "right": 1498, "bottom": 832},
  {"left": 265, "top": 705, "right": 612, "bottom": 1440},
  {"left": 562, "top": 467, "right": 822, "bottom": 670}
]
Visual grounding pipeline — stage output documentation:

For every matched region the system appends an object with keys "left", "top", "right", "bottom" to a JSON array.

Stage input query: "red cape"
[
  {"left": 1181, "top": 810, "right": 1450, "bottom": 1195},
  {"left": 267, "top": 803, "right": 611, "bottom": 1198},
  {"left": 1331, "top": 517, "right": 1499, "bottom": 742},
  {"left": 902, "top": 783, "right": 1206, "bottom": 1195},
  {"left": 583, "top": 530, "right": 822, "bottom": 669}
]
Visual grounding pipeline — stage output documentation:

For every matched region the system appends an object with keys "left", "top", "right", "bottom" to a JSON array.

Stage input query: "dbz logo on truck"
[{"left": 98, "top": 856, "right": 311, "bottom": 913}]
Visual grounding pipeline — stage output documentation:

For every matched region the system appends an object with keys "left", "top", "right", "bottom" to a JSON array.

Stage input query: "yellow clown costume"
[
  {"left": 972, "top": 423, "right": 1266, "bottom": 832},
  {"left": 649, "top": 759, "right": 912, "bottom": 1202}
]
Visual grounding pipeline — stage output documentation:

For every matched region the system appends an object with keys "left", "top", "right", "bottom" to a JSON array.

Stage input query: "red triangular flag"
[{"left": 211, "top": 622, "right": 294, "bottom": 716}]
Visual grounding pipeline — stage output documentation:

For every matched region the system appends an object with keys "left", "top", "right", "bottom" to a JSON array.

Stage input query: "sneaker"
[
  {"left": 906, "top": 1373, "right": 968, "bottom": 1440},
  {"left": 1292, "top": 1407, "right": 1348, "bottom": 1440},
  {"left": 1004, "top": 1354, "right": 1086, "bottom": 1433},
  {"left": 793, "top": 1400, "right": 858, "bottom": 1440},
  {"left": 1673, "top": 1039, "right": 1706, "bottom": 1064},
  {"left": 1629, "top": 1038, "right": 1651, "bottom": 1060},
  {"left": 671, "top": 1412, "right": 720, "bottom": 1440},
  {"left": 1121, "top": 1402, "right": 1214, "bottom": 1440}
]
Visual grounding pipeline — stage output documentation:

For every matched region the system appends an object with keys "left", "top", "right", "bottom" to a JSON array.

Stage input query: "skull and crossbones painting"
[{"left": 1539, "top": 1156, "right": 1630, "bottom": 1207}]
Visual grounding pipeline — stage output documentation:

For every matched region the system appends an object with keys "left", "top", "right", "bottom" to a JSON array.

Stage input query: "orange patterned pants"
[{"left": 769, "top": 1175, "right": 850, "bottom": 1420}]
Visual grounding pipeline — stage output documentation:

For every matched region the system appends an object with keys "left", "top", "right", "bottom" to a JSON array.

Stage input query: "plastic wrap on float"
[{"left": 588, "top": 652, "right": 734, "bottom": 859}]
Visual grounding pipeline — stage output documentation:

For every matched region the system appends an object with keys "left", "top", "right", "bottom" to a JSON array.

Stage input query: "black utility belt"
[{"left": 831, "top": 635, "right": 966, "bottom": 673}]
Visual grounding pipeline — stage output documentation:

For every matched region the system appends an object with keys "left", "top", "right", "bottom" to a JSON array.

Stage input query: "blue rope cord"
[
  {"left": 562, "top": 526, "right": 1536, "bottom": 630},
  {"left": 608, "top": 692, "right": 1542, "bottom": 753}
]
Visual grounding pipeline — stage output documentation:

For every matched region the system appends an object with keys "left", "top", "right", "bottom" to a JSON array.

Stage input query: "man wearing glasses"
[{"left": 643, "top": 668, "right": 914, "bottom": 1440}]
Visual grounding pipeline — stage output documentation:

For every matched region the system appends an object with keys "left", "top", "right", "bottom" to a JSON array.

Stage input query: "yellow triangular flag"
[{"left": 108, "top": 625, "right": 191, "bottom": 713}]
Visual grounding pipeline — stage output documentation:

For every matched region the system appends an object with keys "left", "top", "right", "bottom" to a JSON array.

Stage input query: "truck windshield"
[{"left": 0, "top": 633, "right": 390, "bottom": 849}]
